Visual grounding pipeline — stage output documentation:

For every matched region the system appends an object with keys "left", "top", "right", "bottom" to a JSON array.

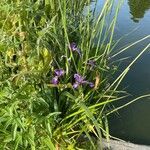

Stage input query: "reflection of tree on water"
[{"left": 128, "top": 0, "right": 150, "bottom": 22}]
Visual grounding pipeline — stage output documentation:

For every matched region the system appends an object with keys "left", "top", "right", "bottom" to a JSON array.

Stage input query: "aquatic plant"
[{"left": 0, "top": 0, "right": 150, "bottom": 149}]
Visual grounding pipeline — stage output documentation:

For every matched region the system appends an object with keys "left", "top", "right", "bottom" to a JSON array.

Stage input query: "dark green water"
[{"left": 93, "top": 0, "right": 150, "bottom": 145}]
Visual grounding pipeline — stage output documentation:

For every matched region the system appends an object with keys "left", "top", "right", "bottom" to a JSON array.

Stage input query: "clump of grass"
[{"left": 0, "top": 0, "right": 150, "bottom": 149}]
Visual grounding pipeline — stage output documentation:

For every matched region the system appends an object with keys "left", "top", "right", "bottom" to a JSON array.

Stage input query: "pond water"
[{"left": 93, "top": 0, "right": 150, "bottom": 145}]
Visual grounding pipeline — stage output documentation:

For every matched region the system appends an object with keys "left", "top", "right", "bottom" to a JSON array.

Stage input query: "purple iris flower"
[
  {"left": 87, "top": 60, "right": 96, "bottom": 69},
  {"left": 51, "top": 69, "right": 65, "bottom": 85},
  {"left": 74, "top": 74, "right": 84, "bottom": 83},
  {"left": 70, "top": 42, "right": 78, "bottom": 51},
  {"left": 82, "top": 81, "right": 95, "bottom": 88},
  {"left": 89, "top": 82, "right": 94, "bottom": 88},
  {"left": 54, "top": 69, "right": 65, "bottom": 77},
  {"left": 69, "top": 42, "right": 82, "bottom": 57},
  {"left": 73, "top": 73, "right": 94, "bottom": 89},
  {"left": 73, "top": 82, "right": 79, "bottom": 89},
  {"left": 51, "top": 76, "right": 59, "bottom": 85}
]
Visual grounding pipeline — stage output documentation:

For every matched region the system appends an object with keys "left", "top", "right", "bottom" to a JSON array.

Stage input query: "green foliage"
[{"left": 0, "top": 0, "right": 120, "bottom": 149}]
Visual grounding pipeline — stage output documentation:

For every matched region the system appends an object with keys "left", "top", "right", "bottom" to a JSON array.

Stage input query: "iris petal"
[
  {"left": 73, "top": 82, "right": 79, "bottom": 89},
  {"left": 54, "top": 69, "right": 64, "bottom": 77},
  {"left": 74, "top": 74, "right": 84, "bottom": 83},
  {"left": 51, "top": 76, "right": 59, "bottom": 85},
  {"left": 70, "top": 42, "right": 82, "bottom": 57}
]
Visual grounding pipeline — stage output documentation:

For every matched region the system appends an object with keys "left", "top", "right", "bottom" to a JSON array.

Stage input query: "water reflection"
[{"left": 128, "top": 0, "right": 150, "bottom": 22}]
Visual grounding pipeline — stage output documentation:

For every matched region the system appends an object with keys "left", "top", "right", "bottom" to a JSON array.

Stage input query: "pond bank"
[{"left": 100, "top": 139, "right": 150, "bottom": 150}]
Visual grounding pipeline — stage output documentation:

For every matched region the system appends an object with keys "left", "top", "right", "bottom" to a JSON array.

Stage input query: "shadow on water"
[{"left": 128, "top": 0, "right": 150, "bottom": 22}]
